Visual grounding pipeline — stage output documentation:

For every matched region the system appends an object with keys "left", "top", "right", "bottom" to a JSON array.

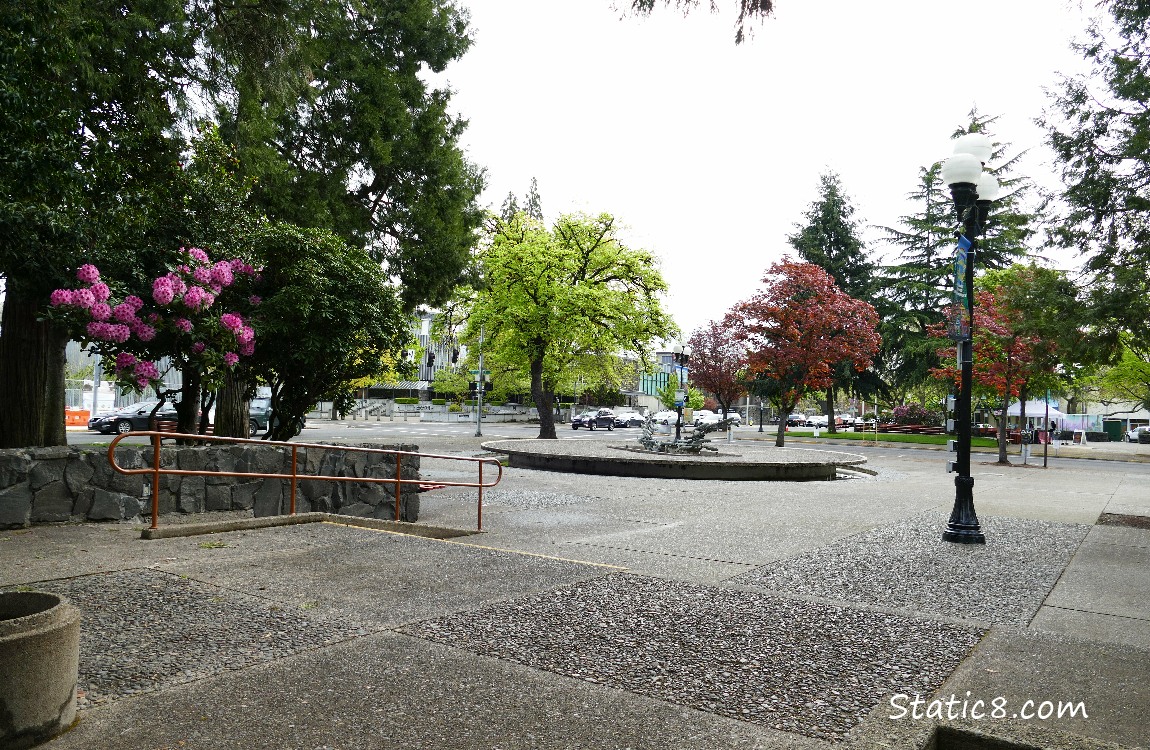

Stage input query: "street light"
[
  {"left": 671, "top": 343, "right": 691, "bottom": 442},
  {"left": 939, "top": 132, "right": 1000, "bottom": 545}
]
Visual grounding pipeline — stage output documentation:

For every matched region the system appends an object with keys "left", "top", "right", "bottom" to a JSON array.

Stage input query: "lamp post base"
[{"left": 943, "top": 475, "right": 985, "bottom": 544}]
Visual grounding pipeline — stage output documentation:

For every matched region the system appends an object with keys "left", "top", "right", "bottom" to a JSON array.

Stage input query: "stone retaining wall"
[{"left": 0, "top": 443, "right": 421, "bottom": 529}]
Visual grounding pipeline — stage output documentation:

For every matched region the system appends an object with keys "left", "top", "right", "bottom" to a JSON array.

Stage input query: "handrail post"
[
  {"left": 290, "top": 445, "right": 298, "bottom": 516},
  {"left": 477, "top": 460, "right": 483, "bottom": 532},
  {"left": 394, "top": 452, "right": 402, "bottom": 522},
  {"left": 151, "top": 436, "right": 161, "bottom": 530}
]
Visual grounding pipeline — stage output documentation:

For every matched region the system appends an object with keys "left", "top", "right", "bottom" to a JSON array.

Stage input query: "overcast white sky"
[{"left": 439, "top": 0, "right": 1093, "bottom": 336}]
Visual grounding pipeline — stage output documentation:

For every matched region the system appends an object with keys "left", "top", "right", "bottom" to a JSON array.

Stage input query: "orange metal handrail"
[{"left": 107, "top": 432, "right": 502, "bottom": 532}]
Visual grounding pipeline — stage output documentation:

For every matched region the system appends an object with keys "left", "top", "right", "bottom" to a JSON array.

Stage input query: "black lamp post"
[
  {"left": 671, "top": 344, "right": 691, "bottom": 442},
  {"left": 939, "top": 133, "right": 1000, "bottom": 545},
  {"left": 758, "top": 400, "right": 764, "bottom": 433}
]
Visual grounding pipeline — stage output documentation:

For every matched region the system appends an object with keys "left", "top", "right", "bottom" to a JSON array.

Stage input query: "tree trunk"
[
  {"left": 1018, "top": 381, "right": 1029, "bottom": 456},
  {"left": 214, "top": 371, "right": 249, "bottom": 438},
  {"left": 530, "top": 354, "right": 557, "bottom": 439},
  {"left": 176, "top": 370, "right": 202, "bottom": 435},
  {"left": 825, "top": 386, "right": 837, "bottom": 434},
  {"left": 0, "top": 291, "right": 68, "bottom": 448},
  {"left": 997, "top": 391, "right": 1010, "bottom": 464},
  {"left": 773, "top": 397, "right": 796, "bottom": 448}
]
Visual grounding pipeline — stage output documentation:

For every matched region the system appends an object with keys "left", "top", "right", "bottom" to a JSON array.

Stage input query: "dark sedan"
[
  {"left": 88, "top": 401, "right": 179, "bottom": 435},
  {"left": 572, "top": 408, "right": 615, "bottom": 430}
]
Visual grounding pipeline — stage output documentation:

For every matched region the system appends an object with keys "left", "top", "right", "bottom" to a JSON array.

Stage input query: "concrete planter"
[{"left": 0, "top": 592, "right": 80, "bottom": 748}]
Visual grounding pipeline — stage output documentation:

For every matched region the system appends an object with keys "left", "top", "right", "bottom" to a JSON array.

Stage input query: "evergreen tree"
[
  {"left": 875, "top": 111, "right": 1040, "bottom": 401},
  {"left": 787, "top": 172, "right": 874, "bottom": 300},
  {"left": 500, "top": 191, "right": 521, "bottom": 223},
  {"left": 525, "top": 177, "right": 544, "bottom": 221},
  {"left": 1041, "top": 0, "right": 1150, "bottom": 357},
  {"left": 786, "top": 172, "right": 879, "bottom": 429}
]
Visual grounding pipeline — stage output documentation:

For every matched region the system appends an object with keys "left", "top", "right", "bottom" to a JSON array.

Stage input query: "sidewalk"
[{"left": 4, "top": 447, "right": 1148, "bottom": 749}]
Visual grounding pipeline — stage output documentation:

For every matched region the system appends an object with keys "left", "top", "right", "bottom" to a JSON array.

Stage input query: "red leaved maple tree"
[
  {"left": 931, "top": 288, "right": 1040, "bottom": 464},
  {"left": 687, "top": 319, "right": 748, "bottom": 420},
  {"left": 729, "top": 259, "right": 881, "bottom": 447}
]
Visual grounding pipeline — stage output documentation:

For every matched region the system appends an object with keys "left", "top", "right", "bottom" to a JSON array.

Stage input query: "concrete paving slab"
[
  {"left": 158, "top": 522, "right": 614, "bottom": 628},
  {"left": 46, "top": 631, "right": 829, "bottom": 750},
  {"left": 1029, "top": 606, "right": 1150, "bottom": 650},
  {"left": 1086, "top": 524, "right": 1150, "bottom": 549},
  {"left": 937, "top": 629, "right": 1150, "bottom": 749},
  {"left": 1042, "top": 538, "right": 1150, "bottom": 621}
]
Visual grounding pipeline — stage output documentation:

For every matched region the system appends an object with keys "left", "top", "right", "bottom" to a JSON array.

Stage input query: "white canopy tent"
[{"left": 1005, "top": 400, "right": 1065, "bottom": 419}]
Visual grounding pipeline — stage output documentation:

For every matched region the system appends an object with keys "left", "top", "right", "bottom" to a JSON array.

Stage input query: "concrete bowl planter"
[{"left": 0, "top": 591, "right": 80, "bottom": 749}]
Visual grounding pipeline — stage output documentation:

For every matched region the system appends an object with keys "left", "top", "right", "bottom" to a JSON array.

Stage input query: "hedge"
[{"left": 394, "top": 397, "right": 419, "bottom": 405}]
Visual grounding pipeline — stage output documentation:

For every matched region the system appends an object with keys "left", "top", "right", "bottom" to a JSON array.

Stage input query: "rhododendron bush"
[{"left": 48, "top": 249, "right": 261, "bottom": 401}]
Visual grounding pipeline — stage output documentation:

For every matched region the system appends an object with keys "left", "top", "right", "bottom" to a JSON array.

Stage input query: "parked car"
[
  {"left": 613, "top": 411, "right": 645, "bottom": 428},
  {"left": 88, "top": 401, "right": 179, "bottom": 435},
  {"left": 1140, "top": 427, "right": 1150, "bottom": 445},
  {"left": 786, "top": 413, "right": 806, "bottom": 426},
  {"left": 1126, "top": 425, "right": 1149, "bottom": 442},
  {"left": 691, "top": 410, "right": 715, "bottom": 426},
  {"left": 572, "top": 408, "right": 615, "bottom": 430},
  {"left": 720, "top": 410, "right": 742, "bottom": 426},
  {"left": 650, "top": 410, "right": 681, "bottom": 426}
]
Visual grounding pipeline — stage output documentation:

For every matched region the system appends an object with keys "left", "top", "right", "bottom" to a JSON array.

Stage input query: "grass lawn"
[{"left": 780, "top": 429, "right": 999, "bottom": 449}]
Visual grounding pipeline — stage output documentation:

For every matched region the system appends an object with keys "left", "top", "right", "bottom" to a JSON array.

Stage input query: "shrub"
[
  {"left": 395, "top": 397, "right": 419, "bottom": 405},
  {"left": 431, "top": 398, "right": 446, "bottom": 405},
  {"left": 892, "top": 403, "right": 941, "bottom": 426}
]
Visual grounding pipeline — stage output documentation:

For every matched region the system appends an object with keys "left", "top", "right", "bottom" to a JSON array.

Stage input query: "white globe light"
[
  {"left": 953, "top": 132, "right": 993, "bottom": 164},
  {"left": 976, "top": 171, "right": 1001, "bottom": 202},
  {"left": 940, "top": 153, "right": 982, "bottom": 187}
]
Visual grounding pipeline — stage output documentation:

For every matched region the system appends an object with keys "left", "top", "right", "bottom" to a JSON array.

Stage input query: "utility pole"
[{"left": 474, "top": 325, "right": 485, "bottom": 438}]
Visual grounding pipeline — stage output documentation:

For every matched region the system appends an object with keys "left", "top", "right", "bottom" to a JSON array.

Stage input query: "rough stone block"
[
  {"left": 205, "top": 483, "right": 230, "bottom": 512},
  {"left": 63, "top": 456, "right": 94, "bottom": 496},
  {"left": 0, "top": 484, "right": 32, "bottom": 528},
  {"left": 231, "top": 482, "right": 259, "bottom": 511},
  {"left": 340, "top": 502, "right": 374, "bottom": 518},
  {"left": 88, "top": 488, "right": 129, "bottom": 521},
  {"left": 0, "top": 452, "right": 32, "bottom": 490},
  {"left": 178, "top": 476, "right": 206, "bottom": 514},
  {"left": 253, "top": 480, "right": 284, "bottom": 517},
  {"left": 29, "top": 459, "right": 67, "bottom": 491},
  {"left": 31, "top": 482, "right": 73, "bottom": 522}
]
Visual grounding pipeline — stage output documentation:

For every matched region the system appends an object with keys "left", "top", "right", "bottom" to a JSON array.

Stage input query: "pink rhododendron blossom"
[
  {"left": 220, "top": 313, "right": 243, "bottom": 332},
  {"left": 183, "top": 286, "right": 208, "bottom": 310},
  {"left": 193, "top": 266, "right": 212, "bottom": 285},
  {"left": 90, "top": 303, "right": 112, "bottom": 321},
  {"left": 124, "top": 295, "right": 144, "bottom": 311},
  {"left": 114, "top": 352, "right": 136, "bottom": 369},
  {"left": 152, "top": 277, "right": 174, "bottom": 305},
  {"left": 210, "top": 262, "right": 234, "bottom": 287},
  {"left": 134, "top": 324, "right": 156, "bottom": 342},
  {"left": 248, "top": 295, "right": 261, "bottom": 306},
  {"left": 76, "top": 264, "right": 100, "bottom": 284},
  {"left": 191, "top": 342, "right": 205, "bottom": 354},
  {"left": 187, "top": 248, "right": 209, "bottom": 264},
  {"left": 230, "top": 258, "right": 245, "bottom": 271},
  {"left": 165, "top": 273, "right": 187, "bottom": 296},
  {"left": 135, "top": 361, "right": 159, "bottom": 379},
  {"left": 174, "top": 318, "right": 193, "bottom": 333},
  {"left": 110, "top": 324, "right": 131, "bottom": 343},
  {"left": 178, "top": 264, "right": 191, "bottom": 274},
  {"left": 49, "top": 289, "right": 74, "bottom": 306},
  {"left": 201, "top": 292, "right": 215, "bottom": 308},
  {"left": 113, "top": 303, "right": 136, "bottom": 323},
  {"left": 238, "top": 341, "right": 255, "bottom": 357},
  {"left": 223, "top": 352, "right": 239, "bottom": 367},
  {"left": 237, "top": 326, "right": 254, "bottom": 344},
  {"left": 73, "top": 288, "right": 95, "bottom": 309},
  {"left": 90, "top": 282, "right": 111, "bottom": 301}
]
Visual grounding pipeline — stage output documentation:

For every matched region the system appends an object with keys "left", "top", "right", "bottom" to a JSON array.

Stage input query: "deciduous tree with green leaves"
[{"left": 466, "top": 212, "right": 676, "bottom": 439}]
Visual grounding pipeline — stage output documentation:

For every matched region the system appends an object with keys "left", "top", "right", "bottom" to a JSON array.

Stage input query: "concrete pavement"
[{"left": 3, "top": 436, "right": 1148, "bottom": 749}]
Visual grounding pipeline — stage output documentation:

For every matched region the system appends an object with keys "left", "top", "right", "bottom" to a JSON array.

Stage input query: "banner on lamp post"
[{"left": 946, "top": 234, "right": 972, "bottom": 342}]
